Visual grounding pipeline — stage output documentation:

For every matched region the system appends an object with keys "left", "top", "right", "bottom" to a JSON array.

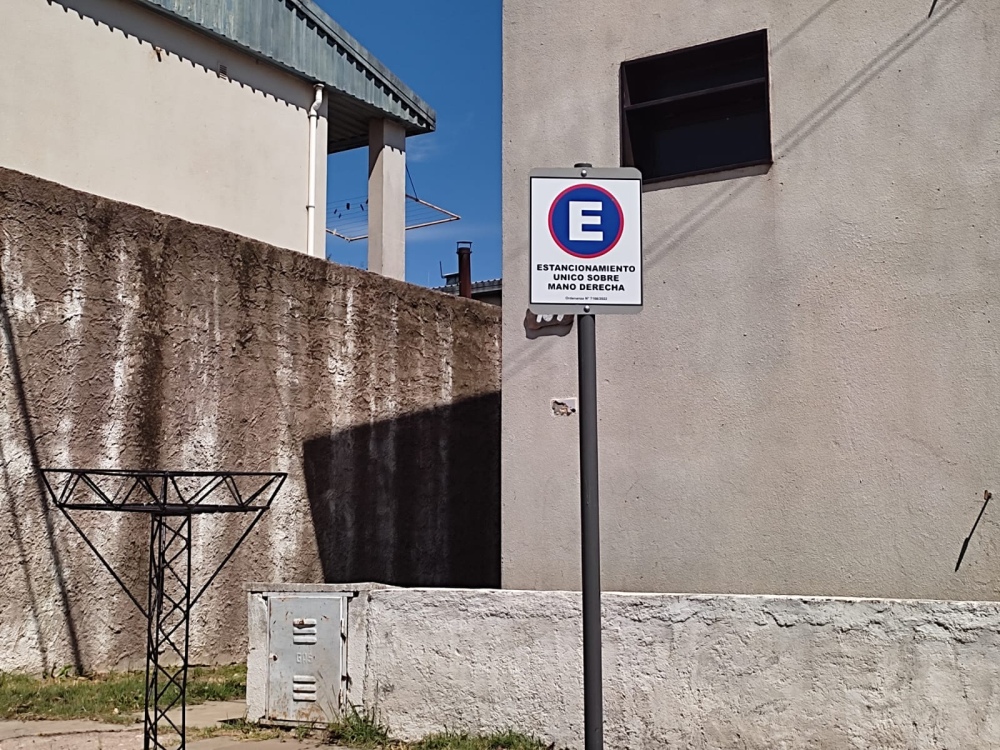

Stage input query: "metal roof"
[{"left": 131, "top": 0, "right": 436, "bottom": 152}]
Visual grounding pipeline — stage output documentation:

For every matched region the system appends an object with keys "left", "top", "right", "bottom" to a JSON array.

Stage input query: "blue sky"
[{"left": 316, "top": 1, "right": 501, "bottom": 287}]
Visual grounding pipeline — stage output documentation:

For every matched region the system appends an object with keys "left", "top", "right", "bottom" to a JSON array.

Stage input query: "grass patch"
[
  {"left": 185, "top": 664, "right": 247, "bottom": 704},
  {"left": 410, "top": 729, "right": 552, "bottom": 749},
  {"left": 192, "top": 718, "right": 283, "bottom": 741},
  {"left": 1, "top": 670, "right": 554, "bottom": 748},
  {"left": 323, "top": 708, "right": 554, "bottom": 749},
  {"left": 0, "top": 664, "right": 246, "bottom": 725},
  {"left": 326, "top": 707, "right": 393, "bottom": 746}
]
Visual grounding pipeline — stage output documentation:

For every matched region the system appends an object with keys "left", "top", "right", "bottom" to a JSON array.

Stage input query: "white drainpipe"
[{"left": 306, "top": 84, "right": 324, "bottom": 258}]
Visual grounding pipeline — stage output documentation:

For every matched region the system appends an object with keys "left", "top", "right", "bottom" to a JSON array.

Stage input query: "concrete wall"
[
  {"left": 0, "top": 0, "right": 327, "bottom": 255},
  {"left": 247, "top": 585, "right": 1000, "bottom": 749},
  {"left": 0, "top": 167, "right": 501, "bottom": 674},
  {"left": 502, "top": 0, "right": 1000, "bottom": 599}
]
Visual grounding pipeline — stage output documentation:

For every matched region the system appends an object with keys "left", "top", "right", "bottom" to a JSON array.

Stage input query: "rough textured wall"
[
  {"left": 246, "top": 586, "right": 1000, "bottom": 749},
  {"left": 502, "top": 0, "right": 1000, "bottom": 598},
  {"left": 0, "top": 167, "right": 501, "bottom": 673}
]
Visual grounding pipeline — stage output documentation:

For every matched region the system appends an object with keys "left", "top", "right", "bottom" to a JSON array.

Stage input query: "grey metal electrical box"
[{"left": 265, "top": 593, "right": 351, "bottom": 724}]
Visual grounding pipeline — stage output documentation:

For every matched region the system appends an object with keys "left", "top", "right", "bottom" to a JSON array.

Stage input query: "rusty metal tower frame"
[{"left": 41, "top": 469, "right": 285, "bottom": 750}]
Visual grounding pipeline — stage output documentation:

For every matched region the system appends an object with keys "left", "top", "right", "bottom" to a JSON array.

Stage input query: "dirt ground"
[{"left": 0, "top": 701, "right": 327, "bottom": 750}]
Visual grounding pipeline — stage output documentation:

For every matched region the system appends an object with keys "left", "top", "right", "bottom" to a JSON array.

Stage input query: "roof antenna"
[{"left": 928, "top": 0, "right": 939, "bottom": 17}]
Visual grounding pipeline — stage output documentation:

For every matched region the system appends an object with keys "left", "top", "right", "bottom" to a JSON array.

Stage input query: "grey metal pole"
[{"left": 578, "top": 309, "right": 603, "bottom": 750}]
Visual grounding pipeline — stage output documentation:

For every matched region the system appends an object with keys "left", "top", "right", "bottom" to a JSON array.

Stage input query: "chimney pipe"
[{"left": 457, "top": 242, "right": 472, "bottom": 299}]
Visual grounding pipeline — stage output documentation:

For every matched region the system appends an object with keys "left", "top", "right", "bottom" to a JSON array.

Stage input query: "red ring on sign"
[{"left": 547, "top": 183, "right": 625, "bottom": 259}]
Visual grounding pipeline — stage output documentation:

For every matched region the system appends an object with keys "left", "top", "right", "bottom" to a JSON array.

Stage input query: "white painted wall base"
[{"left": 247, "top": 585, "right": 1000, "bottom": 749}]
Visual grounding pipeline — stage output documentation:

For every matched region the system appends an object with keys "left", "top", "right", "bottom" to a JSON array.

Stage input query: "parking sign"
[{"left": 530, "top": 166, "right": 642, "bottom": 314}]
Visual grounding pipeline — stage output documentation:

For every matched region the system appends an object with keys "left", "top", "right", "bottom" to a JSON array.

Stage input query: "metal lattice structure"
[
  {"left": 40, "top": 469, "right": 285, "bottom": 750},
  {"left": 326, "top": 193, "right": 460, "bottom": 243}
]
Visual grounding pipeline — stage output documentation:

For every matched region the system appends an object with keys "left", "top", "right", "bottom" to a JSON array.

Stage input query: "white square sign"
[{"left": 530, "top": 166, "right": 643, "bottom": 314}]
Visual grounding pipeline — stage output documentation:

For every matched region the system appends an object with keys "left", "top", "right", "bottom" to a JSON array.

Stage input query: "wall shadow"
[
  {"left": 503, "top": 0, "right": 969, "bottom": 383},
  {"left": 0, "top": 263, "right": 84, "bottom": 674},
  {"left": 303, "top": 393, "right": 501, "bottom": 588}
]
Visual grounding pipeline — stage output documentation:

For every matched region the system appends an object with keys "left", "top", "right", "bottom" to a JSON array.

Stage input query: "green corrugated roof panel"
[{"left": 131, "top": 0, "right": 436, "bottom": 152}]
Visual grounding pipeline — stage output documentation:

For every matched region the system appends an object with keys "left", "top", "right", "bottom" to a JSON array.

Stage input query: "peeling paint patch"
[{"left": 551, "top": 398, "right": 577, "bottom": 417}]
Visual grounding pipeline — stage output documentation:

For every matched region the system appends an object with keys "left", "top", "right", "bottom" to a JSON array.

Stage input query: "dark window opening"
[{"left": 621, "top": 30, "right": 772, "bottom": 185}]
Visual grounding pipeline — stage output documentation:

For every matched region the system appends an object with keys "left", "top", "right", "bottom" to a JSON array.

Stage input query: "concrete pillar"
[{"left": 368, "top": 119, "right": 407, "bottom": 280}]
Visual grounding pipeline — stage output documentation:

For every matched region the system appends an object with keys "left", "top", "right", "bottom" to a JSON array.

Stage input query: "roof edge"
[
  {"left": 128, "top": 0, "right": 436, "bottom": 133},
  {"left": 289, "top": 0, "right": 436, "bottom": 126}
]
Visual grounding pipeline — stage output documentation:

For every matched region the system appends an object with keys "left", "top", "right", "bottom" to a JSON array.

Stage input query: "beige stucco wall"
[
  {"left": 502, "top": 0, "right": 1000, "bottom": 599},
  {"left": 0, "top": 0, "right": 327, "bottom": 254}
]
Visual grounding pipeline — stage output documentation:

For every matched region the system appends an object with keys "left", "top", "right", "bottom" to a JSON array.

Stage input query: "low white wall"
[{"left": 248, "top": 586, "right": 1000, "bottom": 749}]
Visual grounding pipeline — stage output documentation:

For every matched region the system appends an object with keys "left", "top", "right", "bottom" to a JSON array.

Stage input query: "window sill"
[{"left": 638, "top": 160, "right": 772, "bottom": 192}]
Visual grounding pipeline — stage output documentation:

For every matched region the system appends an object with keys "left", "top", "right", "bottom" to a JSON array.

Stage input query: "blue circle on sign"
[{"left": 548, "top": 184, "right": 624, "bottom": 259}]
